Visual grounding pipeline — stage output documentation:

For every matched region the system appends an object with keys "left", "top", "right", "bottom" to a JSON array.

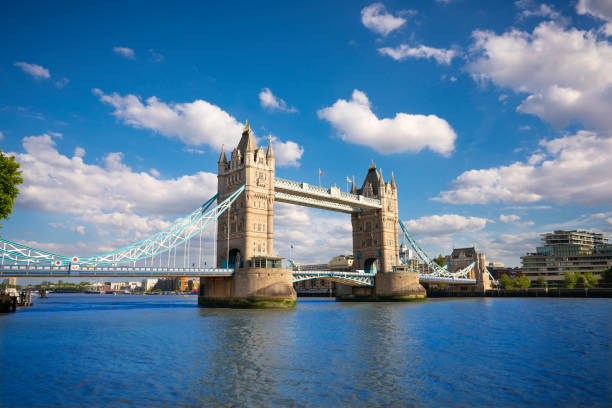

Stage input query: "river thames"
[{"left": 1, "top": 295, "right": 610, "bottom": 407}]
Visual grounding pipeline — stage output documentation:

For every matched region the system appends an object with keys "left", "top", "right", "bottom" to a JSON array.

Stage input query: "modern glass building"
[{"left": 521, "top": 230, "right": 612, "bottom": 286}]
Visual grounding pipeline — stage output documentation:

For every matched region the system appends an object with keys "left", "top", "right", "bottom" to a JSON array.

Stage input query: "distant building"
[
  {"left": 447, "top": 247, "right": 477, "bottom": 278},
  {"left": 399, "top": 244, "right": 412, "bottom": 263},
  {"left": 521, "top": 230, "right": 612, "bottom": 286},
  {"left": 488, "top": 262, "right": 505, "bottom": 268},
  {"left": 142, "top": 278, "right": 159, "bottom": 291},
  {"left": 174, "top": 277, "right": 188, "bottom": 291},
  {"left": 328, "top": 255, "right": 353, "bottom": 271}
]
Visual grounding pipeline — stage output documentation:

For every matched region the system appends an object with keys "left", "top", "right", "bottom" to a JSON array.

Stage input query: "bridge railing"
[{"left": 274, "top": 178, "right": 381, "bottom": 209}]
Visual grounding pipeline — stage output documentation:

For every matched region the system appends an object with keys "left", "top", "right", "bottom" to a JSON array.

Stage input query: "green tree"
[
  {"left": 584, "top": 272, "right": 598, "bottom": 288},
  {"left": 499, "top": 273, "right": 514, "bottom": 289},
  {"left": 537, "top": 276, "right": 548, "bottom": 288},
  {"left": 0, "top": 151, "right": 24, "bottom": 227},
  {"left": 599, "top": 267, "right": 612, "bottom": 287},
  {"left": 564, "top": 272, "right": 577, "bottom": 289},
  {"left": 434, "top": 254, "right": 446, "bottom": 267},
  {"left": 516, "top": 275, "right": 531, "bottom": 289}
]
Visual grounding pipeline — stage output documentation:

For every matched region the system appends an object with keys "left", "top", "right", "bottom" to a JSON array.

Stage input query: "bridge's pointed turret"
[
  {"left": 391, "top": 171, "right": 396, "bottom": 189},
  {"left": 218, "top": 144, "right": 227, "bottom": 164},
  {"left": 351, "top": 175, "right": 357, "bottom": 194},
  {"left": 266, "top": 135, "right": 275, "bottom": 159},
  {"left": 237, "top": 121, "right": 257, "bottom": 155}
]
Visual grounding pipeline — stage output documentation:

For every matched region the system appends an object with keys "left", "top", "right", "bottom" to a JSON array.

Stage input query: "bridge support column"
[
  {"left": 475, "top": 253, "right": 492, "bottom": 292},
  {"left": 198, "top": 266, "right": 296, "bottom": 308},
  {"left": 337, "top": 268, "right": 426, "bottom": 301}
]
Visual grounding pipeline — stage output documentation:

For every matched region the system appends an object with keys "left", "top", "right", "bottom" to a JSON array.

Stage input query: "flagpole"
[{"left": 318, "top": 169, "right": 321, "bottom": 187}]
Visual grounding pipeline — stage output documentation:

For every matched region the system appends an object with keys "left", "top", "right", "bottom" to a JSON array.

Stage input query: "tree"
[
  {"left": 584, "top": 272, "right": 598, "bottom": 288},
  {"left": 434, "top": 254, "right": 446, "bottom": 267},
  {"left": 516, "top": 275, "right": 531, "bottom": 289},
  {"left": 564, "top": 272, "right": 577, "bottom": 289},
  {"left": 499, "top": 273, "right": 514, "bottom": 289},
  {"left": 0, "top": 150, "right": 24, "bottom": 227},
  {"left": 537, "top": 276, "right": 548, "bottom": 288},
  {"left": 599, "top": 267, "right": 612, "bottom": 287}
]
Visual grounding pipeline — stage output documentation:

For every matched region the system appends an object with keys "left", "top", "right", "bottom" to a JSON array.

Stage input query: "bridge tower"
[
  {"left": 342, "top": 162, "right": 426, "bottom": 300},
  {"left": 198, "top": 123, "right": 296, "bottom": 308}
]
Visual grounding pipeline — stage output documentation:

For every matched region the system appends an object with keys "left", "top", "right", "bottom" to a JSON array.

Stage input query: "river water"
[{"left": 0, "top": 294, "right": 610, "bottom": 407}]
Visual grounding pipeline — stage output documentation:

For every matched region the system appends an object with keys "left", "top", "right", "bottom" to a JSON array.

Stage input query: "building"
[
  {"left": 142, "top": 278, "right": 159, "bottom": 291},
  {"left": 447, "top": 247, "right": 477, "bottom": 279},
  {"left": 328, "top": 255, "right": 353, "bottom": 271},
  {"left": 521, "top": 230, "right": 612, "bottom": 286}
]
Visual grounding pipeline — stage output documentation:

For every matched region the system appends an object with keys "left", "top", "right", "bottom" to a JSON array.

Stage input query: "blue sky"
[{"left": 1, "top": 0, "right": 612, "bottom": 270}]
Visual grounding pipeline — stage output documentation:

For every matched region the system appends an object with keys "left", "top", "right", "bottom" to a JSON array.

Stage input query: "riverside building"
[{"left": 521, "top": 230, "right": 612, "bottom": 286}]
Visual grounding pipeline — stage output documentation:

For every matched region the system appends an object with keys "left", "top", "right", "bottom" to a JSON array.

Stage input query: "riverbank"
[{"left": 427, "top": 287, "right": 612, "bottom": 297}]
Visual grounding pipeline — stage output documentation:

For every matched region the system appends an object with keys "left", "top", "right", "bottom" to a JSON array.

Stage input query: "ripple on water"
[{"left": 0, "top": 295, "right": 610, "bottom": 407}]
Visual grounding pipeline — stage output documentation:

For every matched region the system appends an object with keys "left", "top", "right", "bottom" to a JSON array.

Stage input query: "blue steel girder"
[
  {"left": 293, "top": 271, "right": 375, "bottom": 286},
  {"left": 0, "top": 264, "right": 235, "bottom": 278}
]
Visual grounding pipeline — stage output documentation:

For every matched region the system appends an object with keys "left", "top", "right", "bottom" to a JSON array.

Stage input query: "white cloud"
[
  {"left": 378, "top": 44, "right": 457, "bottom": 64},
  {"left": 149, "top": 49, "right": 164, "bottom": 62},
  {"left": 576, "top": 0, "right": 612, "bottom": 22},
  {"left": 93, "top": 88, "right": 244, "bottom": 149},
  {"left": 259, "top": 88, "right": 297, "bottom": 113},
  {"left": 93, "top": 89, "right": 303, "bottom": 166},
  {"left": 274, "top": 203, "right": 352, "bottom": 264},
  {"left": 499, "top": 214, "right": 520, "bottom": 223},
  {"left": 269, "top": 135, "right": 303, "bottom": 167},
  {"left": 435, "top": 131, "right": 612, "bottom": 205},
  {"left": 14, "top": 62, "right": 50, "bottom": 79},
  {"left": 403, "top": 214, "right": 489, "bottom": 237},
  {"left": 317, "top": 89, "right": 457, "bottom": 156},
  {"left": 113, "top": 46, "right": 135, "bottom": 59},
  {"left": 10, "top": 134, "right": 217, "bottom": 223},
  {"left": 516, "top": 1, "right": 566, "bottom": 22},
  {"left": 468, "top": 22, "right": 612, "bottom": 133},
  {"left": 55, "top": 77, "right": 69, "bottom": 89},
  {"left": 361, "top": 3, "right": 406, "bottom": 37},
  {"left": 74, "top": 146, "right": 85, "bottom": 157},
  {"left": 476, "top": 231, "right": 541, "bottom": 266},
  {"left": 149, "top": 168, "right": 161, "bottom": 178}
]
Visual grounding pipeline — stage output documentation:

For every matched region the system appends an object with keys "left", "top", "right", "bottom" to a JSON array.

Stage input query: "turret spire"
[
  {"left": 266, "top": 134, "right": 275, "bottom": 159},
  {"left": 218, "top": 144, "right": 227, "bottom": 164}
]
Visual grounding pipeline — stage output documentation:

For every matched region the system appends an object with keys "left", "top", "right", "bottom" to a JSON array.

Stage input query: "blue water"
[{"left": 1, "top": 295, "right": 610, "bottom": 407}]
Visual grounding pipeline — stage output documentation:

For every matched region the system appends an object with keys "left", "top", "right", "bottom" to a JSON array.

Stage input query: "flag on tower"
[
  {"left": 346, "top": 176, "right": 352, "bottom": 183},
  {"left": 319, "top": 168, "right": 324, "bottom": 175}
]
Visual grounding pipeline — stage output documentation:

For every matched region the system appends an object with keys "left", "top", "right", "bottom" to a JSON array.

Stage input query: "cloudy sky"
[{"left": 1, "top": 0, "right": 611, "bottom": 268}]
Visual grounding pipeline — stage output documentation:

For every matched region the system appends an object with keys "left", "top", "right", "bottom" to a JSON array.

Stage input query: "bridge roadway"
[
  {"left": 0, "top": 264, "right": 475, "bottom": 285},
  {"left": 274, "top": 178, "right": 381, "bottom": 214}
]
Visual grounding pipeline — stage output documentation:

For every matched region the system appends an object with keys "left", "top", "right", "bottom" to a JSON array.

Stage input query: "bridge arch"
[
  {"left": 364, "top": 258, "right": 378, "bottom": 273},
  {"left": 228, "top": 248, "right": 242, "bottom": 269}
]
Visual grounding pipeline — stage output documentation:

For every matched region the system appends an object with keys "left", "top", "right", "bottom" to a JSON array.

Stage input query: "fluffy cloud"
[
  {"left": 435, "top": 131, "right": 612, "bottom": 205},
  {"left": 499, "top": 214, "right": 520, "bottom": 223},
  {"left": 317, "top": 89, "right": 456, "bottom": 156},
  {"left": 468, "top": 22, "right": 612, "bottom": 132},
  {"left": 577, "top": 0, "right": 612, "bottom": 22},
  {"left": 274, "top": 203, "right": 352, "bottom": 264},
  {"left": 113, "top": 46, "right": 135, "bottom": 59},
  {"left": 269, "top": 135, "right": 303, "bottom": 167},
  {"left": 259, "top": 88, "right": 297, "bottom": 113},
  {"left": 361, "top": 3, "right": 406, "bottom": 37},
  {"left": 378, "top": 44, "right": 457, "bottom": 64},
  {"left": 577, "top": 0, "right": 612, "bottom": 36},
  {"left": 14, "top": 62, "right": 50, "bottom": 79},
  {"left": 94, "top": 89, "right": 303, "bottom": 166},
  {"left": 403, "top": 214, "right": 489, "bottom": 237},
  {"left": 476, "top": 232, "right": 541, "bottom": 265},
  {"left": 10, "top": 134, "right": 217, "bottom": 238}
]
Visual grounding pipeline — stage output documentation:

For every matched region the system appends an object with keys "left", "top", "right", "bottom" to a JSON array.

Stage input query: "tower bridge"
[{"left": 0, "top": 123, "right": 493, "bottom": 307}]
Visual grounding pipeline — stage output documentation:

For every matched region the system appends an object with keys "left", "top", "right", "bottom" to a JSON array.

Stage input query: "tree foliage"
[
  {"left": 516, "top": 275, "right": 531, "bottom": 289},
  {"left": 599, "top": 267, "right": 612, "bottom": 287},
  {"left": 499, "top": 273, "right": 514, "bottom": 289},
  {"left": 434, "top": 254, "right": 446, "bottom": 267},
  {"left": 0, "top": 150, "right": 23, "bottom": 227},
  {"left": 537, "top": 276, "right": 547, "bottom": 288},
  {"left": 564, "top": 271, "right": 577, "bottom": 289}
]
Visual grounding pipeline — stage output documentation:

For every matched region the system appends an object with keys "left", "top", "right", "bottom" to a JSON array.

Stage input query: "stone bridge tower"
[
  {"left": 351, "top": 162, "right": 399, "bottom": 273},
  {"left": 216, "top": 123, "right": 275, "bottom": 268},
  {"left": 199, "top": 123, "right": 296, "bottom": 308},
  {"left": 340, "top": 162, "right": 426, "bottom": 300}
]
